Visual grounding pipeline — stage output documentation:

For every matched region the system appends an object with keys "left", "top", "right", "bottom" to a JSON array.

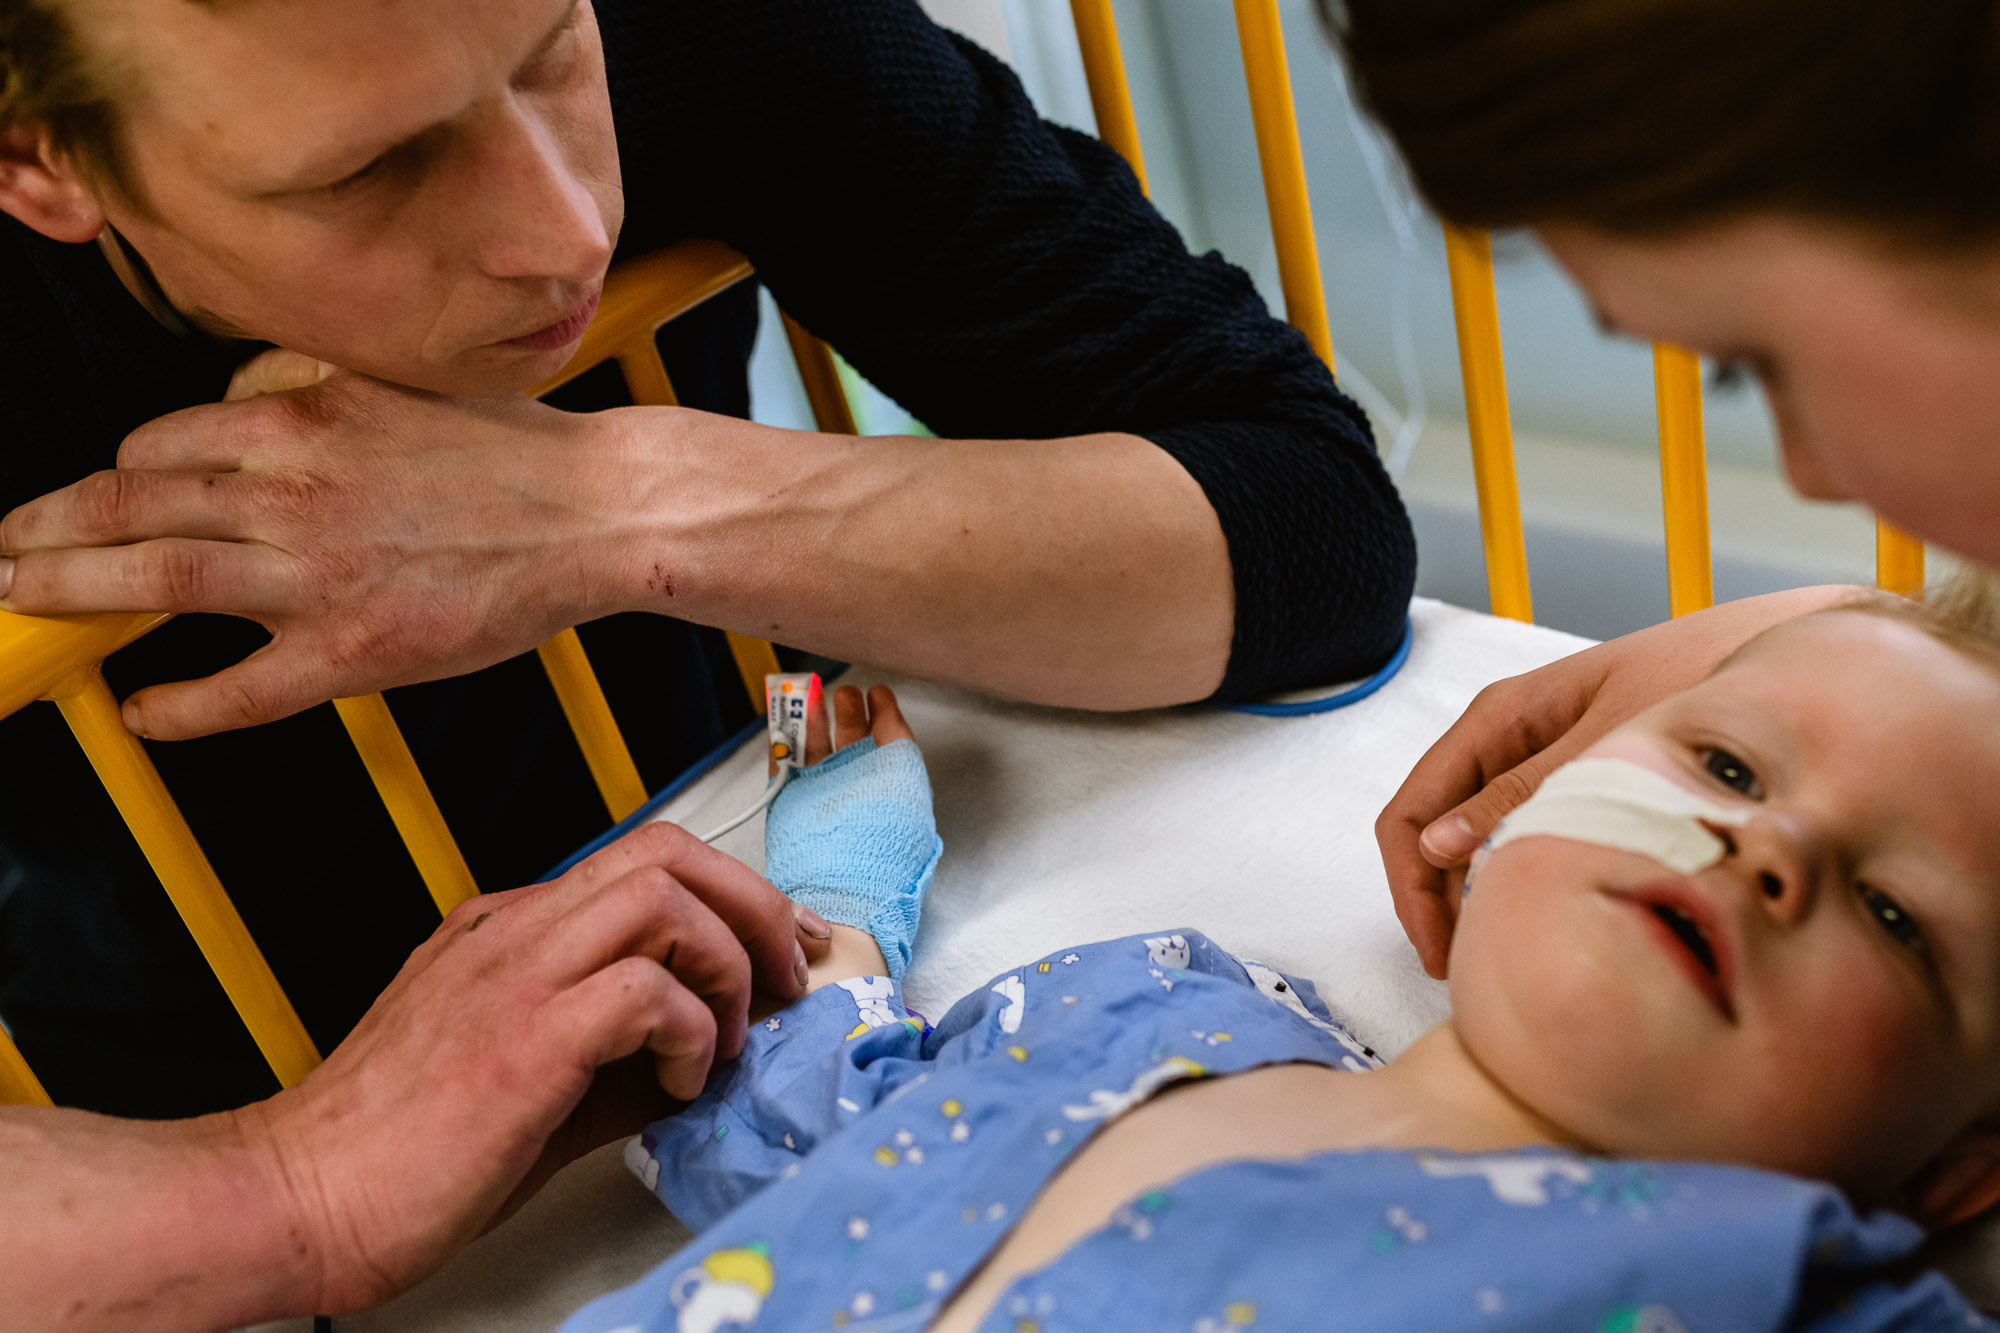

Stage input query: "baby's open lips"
[
  {"left": 1653, "top": 902, "right": 1718, "bottom": 974},
  {"left": 1614, "top": 882, "right": 1737, "bottom": 1021}
]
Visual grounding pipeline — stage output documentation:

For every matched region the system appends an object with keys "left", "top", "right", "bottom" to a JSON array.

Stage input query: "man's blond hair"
[{"left": 0, "top": 0, "right": 171, "bottom": 194}]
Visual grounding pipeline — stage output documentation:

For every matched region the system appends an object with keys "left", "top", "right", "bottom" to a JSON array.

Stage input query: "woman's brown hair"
[{"left": 1325, "top": 0, "right": 2000, "bottom": 244}]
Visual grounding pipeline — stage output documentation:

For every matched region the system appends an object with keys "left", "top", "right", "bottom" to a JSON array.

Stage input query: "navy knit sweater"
[{"left": 0, "top": 0, "right": 1412, "bottom": 1114}]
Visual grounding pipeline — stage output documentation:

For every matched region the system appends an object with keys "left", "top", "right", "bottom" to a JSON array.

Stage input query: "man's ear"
[
  {"left": 0, "top": 121, "right": 106, "bottom": 243},
  {"left": 1898, "top": 1127, "right": 2000, "bottom": 1233}
]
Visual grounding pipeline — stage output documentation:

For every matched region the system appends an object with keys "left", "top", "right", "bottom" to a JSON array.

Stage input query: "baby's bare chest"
[{"left": 927, "top": 1062, "right": 1362, "bottom": 1333}]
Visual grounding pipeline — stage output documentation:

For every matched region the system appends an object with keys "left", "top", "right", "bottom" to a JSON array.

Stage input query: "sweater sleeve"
[{"left": 601, "top": 0, "right": 1416, "bottom": 698}]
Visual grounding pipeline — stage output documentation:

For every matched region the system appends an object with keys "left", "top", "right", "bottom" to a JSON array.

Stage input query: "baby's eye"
[
  {"left": 1859, "top": 884, "right": 1926, "bottom": 954},
  {"left": 1702, "top": 748, "right": 1760, "bottom": 797}
]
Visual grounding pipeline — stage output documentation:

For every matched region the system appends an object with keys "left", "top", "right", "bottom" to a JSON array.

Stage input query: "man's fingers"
[
  {"left": 0, "top": 469, "right": 261, "bottom": 552},
  {"left": 555, "top": 822, "right": 810, "bottom": 1003},
  {"left": 0, "top": 538, "right": 298, "bottom": 617},
  {"left": 119, "top": 639, "right": 332, "bottom": 739},
  {"left": 541, "top": 865, "right": 753, "bottom": 1064},
  {"left": 538, "top": 954, "right": 719, "bottom": 1102}
]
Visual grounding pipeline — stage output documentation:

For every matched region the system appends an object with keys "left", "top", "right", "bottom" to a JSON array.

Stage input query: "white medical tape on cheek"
[{"left": 1472, "top": 757, "right": 1753, "bottom": 879}]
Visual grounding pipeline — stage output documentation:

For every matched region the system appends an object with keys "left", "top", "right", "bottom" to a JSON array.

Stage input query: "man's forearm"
[
  {"left": 0, "top": 1104, "right": 312, "bottom": 1331},
  {"left": 597, "top": 408, "right": 1236, "bottom": 710}
]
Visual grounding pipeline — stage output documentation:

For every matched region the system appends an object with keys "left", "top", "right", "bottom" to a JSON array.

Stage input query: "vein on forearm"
[{"left": 614, "top": 409, "right": 1235, "bottom": 710}]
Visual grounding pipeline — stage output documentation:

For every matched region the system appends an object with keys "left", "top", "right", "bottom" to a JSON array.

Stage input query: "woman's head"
[
  {"left": 1328, "top": 0, "right": 2000, "bottom": 242},
  {"left": 1327, "top": 1, "right": 2000, "bottom": 565}
]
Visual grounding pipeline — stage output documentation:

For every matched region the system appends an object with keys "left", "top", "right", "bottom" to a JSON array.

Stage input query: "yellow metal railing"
[
  {"left": 0, "top": 242, "right": 855, "bottom": 1105},
  {"left": 1068, "top": 4, "right": 1924, "bottom": 614},
  {"left": 1068, "top": 0, "right": 1149, "bottom": 194},
  {"left": 1652, "top": 344, "right": 1714, "bottom": 618},
  {"left": 1233, "top": 0, "right": 1335, "bottom": 377},
  {"left": 1442, "top": 225, "right": 1533, "bottom": 622}
]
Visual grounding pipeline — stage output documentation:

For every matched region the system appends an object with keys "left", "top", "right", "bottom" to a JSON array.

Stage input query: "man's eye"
[
  {"left": 326, "top": 155, "right": 389, "bottom": 193},
  {"left": 1859, "top": 884, "right": 1926, "bottom": 953},
  {"left": 1702, "top": 748, "right": 1760, "bottom": 797}
]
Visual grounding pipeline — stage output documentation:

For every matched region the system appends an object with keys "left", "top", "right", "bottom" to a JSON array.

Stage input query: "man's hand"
[
  {"left": 247, "top": 820, "right": 822, "bottom": 1316},
  {"left": 0, "top": 370, "right": 650, "bottom": 739},
  {"left": 0, "top": 820, "right": 830, "bottom": 1330},
  {"left": 1378, "top": 585, "right": 1869, "bottom": 978}
]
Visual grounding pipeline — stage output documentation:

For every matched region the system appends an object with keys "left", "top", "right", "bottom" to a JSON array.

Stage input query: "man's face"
[
  {"left": 1448, "top": 612, "right": 2000, "bottom": 1202},
  {"left": 1540, "top": 219, "right": 2000, "bottom": 570},
  {"left": 84, "top": 0, "right": 622, "bottom": 395}
]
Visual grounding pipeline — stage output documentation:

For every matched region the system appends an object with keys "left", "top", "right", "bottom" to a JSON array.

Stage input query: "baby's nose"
[{"left": 1717, "top": 811, "right": 1817, "bottom": 922}]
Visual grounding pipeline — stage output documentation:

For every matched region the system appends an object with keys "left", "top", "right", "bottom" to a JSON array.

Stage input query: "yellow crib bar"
[
  {"left": 617, "top": 343, "right": 679, "bottom": 409},
  {"left": 1652, "top": 344, "right": 1714, "bottom": 617},
  {"left": 0, "top": 609, "right": 165, "bottom": 720},
  {"left": 332, "top": 694, "right": 480, "bottom": 914},
  {"left": 1068, "top": 0, "right": 1150, "bottom": 192},
  {"left": 536, "top": 629, "right": 650, "bottom": 822},
  {"left": 1876, "top": 519, "right": 1926, "bottom": 598},
  {"left": 1442, "top": 225, "right": 1533, "bottom": 622},
  {"left": 0, "top": 1024, "right": 52, "bottom": 1107},
  {"left": 1233, "top": 0, "right": 1336, "bottom": 376},
  {"left": 782, "top": 313, "right": 861, "bottom": 436},
  {"left": 50, "top": 671, "right": 320, "bottom": 1088}
]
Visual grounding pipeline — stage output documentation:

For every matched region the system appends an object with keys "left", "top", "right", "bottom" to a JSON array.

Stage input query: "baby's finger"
[
  {"left": 803, "top": 684, "right": 833, "bottom": 766},
  {"left": 832, "top": 685, "right": 869, "bottom": 751},
  {"left": 866, "top": 685, "right": 915, "bottom": 746}
]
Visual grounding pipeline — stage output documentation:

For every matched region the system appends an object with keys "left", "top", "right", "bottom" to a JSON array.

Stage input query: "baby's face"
[{"left": 1448, "top": 611, "right": 2000, "bottom": 1201}]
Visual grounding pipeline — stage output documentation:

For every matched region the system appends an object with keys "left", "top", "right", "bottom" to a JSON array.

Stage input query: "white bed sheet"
[{"left": 322, "top": 596, "right": 1998, "bottom": 1330}]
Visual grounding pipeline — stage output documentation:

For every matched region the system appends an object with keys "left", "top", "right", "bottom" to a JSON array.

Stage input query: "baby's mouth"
[
  {"left": 1650, "top": 902, "right": 1719, "bottom": 978},
  {"left": 1616, "top": 884, "right": 1736, "bottom": 1021}
]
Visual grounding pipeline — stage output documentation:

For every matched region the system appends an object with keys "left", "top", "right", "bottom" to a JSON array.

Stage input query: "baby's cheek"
[{"left": 1760, "top": 960, "right": 1948, "bottom": 1175}]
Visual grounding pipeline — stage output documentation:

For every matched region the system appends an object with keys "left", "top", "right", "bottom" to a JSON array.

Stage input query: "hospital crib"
[{"left": 0, "top": 0, "right": 1928, "bottom": 1112}]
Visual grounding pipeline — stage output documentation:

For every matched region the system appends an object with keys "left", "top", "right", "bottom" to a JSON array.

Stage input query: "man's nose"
[
  {"left": 464, "top": 98, "right": 613, "bottom": 284},
  {"left": 1717, "top": 809, "right": 1818, "bottom": 924}
]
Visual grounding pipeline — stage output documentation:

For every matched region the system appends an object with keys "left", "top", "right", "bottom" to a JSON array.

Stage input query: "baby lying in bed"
[{"left": 566, "top": 581, "right": 2000, "bottom": 1333}]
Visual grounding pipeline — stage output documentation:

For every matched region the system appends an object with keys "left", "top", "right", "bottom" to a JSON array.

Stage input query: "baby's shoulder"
[{"left": 928, "top": 930, "right": 1380, "bottom": 1071}]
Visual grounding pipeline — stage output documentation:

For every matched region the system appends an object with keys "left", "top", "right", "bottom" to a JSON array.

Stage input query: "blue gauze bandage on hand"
[{"left": 763, "top": 738, "right": 943, "bottom": 981}]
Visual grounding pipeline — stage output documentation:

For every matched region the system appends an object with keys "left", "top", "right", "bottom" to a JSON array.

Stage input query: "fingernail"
[
  {"left": 121, "top": 701, "right": 149, "bottom": 738},
  {"left": 793, "top": 942, "right": 812, "bottom": 992},
  {"left": 795, "top": 904, "right": 833, "bottom": 939},
  {"left": 1421, "top": 815, "right": 1479, "bottom": 861},
  {"left": 0, "top": 556, "right": 12, "bottom": 600}
]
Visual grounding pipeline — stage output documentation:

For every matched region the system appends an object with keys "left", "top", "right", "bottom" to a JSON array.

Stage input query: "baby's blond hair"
[{"left": 1841, "top": 566, "right": 2000, "bottom": 669}]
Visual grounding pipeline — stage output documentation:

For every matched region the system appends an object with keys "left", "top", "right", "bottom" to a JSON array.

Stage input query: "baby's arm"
[
  {"left": 762, "top": 683, "right": 942, "bottom": 985},
  {"left": 632, "top": 685, "right": 945, "bottom": 1224}
]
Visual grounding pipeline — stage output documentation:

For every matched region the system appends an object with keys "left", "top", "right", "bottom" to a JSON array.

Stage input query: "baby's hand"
[
  {"left": 764, "top": 685, "right": 940, "bottom": 981},
  {"left": 773, "top": 684, "right": 918, "bottom": 774}
]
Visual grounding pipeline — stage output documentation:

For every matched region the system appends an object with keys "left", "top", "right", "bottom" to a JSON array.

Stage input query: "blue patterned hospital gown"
[{"left": 559, "top": 930, "right": 1994, "bottom": 1333}]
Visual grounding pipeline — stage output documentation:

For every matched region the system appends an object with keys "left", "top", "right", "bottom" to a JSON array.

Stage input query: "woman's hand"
[{"left": 1378, "top": 585, "right": 1869, "bottom": 977}]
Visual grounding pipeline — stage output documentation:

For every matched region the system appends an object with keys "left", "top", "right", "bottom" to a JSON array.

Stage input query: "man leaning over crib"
[
  {"left": 0, "top": 0, "right": 1412, "bottom": 1321},
  {"left": 0, "top": 0, "right": 1411, "bottom": 1105}
]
